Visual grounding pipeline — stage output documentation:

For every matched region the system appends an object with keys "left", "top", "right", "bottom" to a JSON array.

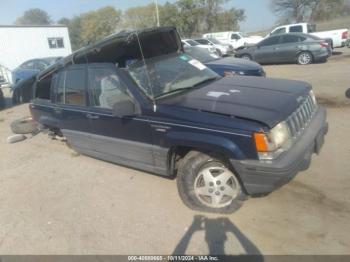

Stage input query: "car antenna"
[{"left": 134, "top": 31, "right": 157, "bottom": 112}]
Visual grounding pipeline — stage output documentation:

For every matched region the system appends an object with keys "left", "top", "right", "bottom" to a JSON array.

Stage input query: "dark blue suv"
[{"left": 29, "top": 27, "right": 328, "bottom": 213}]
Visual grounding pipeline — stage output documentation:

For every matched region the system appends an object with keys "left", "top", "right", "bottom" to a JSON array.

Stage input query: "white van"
[{"left": 203, "top": 31, "right": 263, "bottom": 49}]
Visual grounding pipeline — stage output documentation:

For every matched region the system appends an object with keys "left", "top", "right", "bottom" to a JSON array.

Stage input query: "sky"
[{"left": 0, "top": 0, "right": 277, "bottom": 32}]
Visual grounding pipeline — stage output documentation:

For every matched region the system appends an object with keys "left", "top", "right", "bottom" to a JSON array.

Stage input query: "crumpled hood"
[
  {"left": 158, "top": 76, "right": 311, "bottom": 128},
  {"left": 206, "top": 57, "right": 262, "bottom": 71}
]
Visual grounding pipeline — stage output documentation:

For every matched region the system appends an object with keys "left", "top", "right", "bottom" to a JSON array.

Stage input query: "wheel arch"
[{"left": 165, "top": 131, "right": 247, "bottom": 177}]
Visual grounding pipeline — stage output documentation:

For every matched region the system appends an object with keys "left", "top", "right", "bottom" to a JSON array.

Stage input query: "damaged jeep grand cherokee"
[{"left": 29, "top": 27, "right": 328, "bottom": 213}]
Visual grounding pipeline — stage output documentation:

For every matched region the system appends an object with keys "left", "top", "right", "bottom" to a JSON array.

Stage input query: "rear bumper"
[{"left": 231, "top": 106, "right": 328, "bottom": 195}]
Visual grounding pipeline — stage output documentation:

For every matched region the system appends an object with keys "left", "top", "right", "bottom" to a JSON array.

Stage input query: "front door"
[
  {"left": 254, "top": 36, "right": 281, "bottom": 64},
  {"left": 86, "top": 63, "right": 155, "bottom": 173},
  {"left": 54, "top": 64, "right": 94, "bottom": 153}
]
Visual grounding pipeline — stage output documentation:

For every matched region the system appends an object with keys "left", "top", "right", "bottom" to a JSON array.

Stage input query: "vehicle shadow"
[
  {"left": 173, "top": 215, "right": 263, "bottom": 258},
  {"left": 332, "top": 51, "right": 343, "bottom": 56}
]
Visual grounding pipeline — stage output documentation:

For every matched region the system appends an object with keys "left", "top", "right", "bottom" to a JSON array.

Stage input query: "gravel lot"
[{"left": 0, "top": 49, "right": 349, "bottom": 255}]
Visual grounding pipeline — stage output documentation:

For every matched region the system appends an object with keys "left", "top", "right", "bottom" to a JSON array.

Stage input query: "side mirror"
[
  {"left": 346, "top": 88, "right": 350, "bottom": 99},
  {"left": 112, "top": 99, "right": 137, "bottom": 117}
]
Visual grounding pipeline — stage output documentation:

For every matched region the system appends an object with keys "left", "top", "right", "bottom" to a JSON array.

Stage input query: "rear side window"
[
  {"left": 56, "top": 68, "right": 86, "bottom": 106},
  {"left": 282, "top": 35, "right": 303, "bottom": 43},
  {"left": 290, "top": 25, "right": 303, "bottom": 33},
  {"left": 21, "top": 61, "right": 35, "bottom": 69},
  {"left": 196, "top": 39, "right": 210, "bottom": 45},
  {"left": 231, "top": 34, "right": 241, "bottom": 40}
]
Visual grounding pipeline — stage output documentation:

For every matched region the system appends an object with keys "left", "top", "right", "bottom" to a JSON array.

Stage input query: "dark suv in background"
[{"left": 29, "top": 27, "right": 328, "bottom": 213}]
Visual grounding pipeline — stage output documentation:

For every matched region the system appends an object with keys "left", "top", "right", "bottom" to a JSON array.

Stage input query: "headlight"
[
  {"left": 223, "top": 71, "right": 245, "bottom": 77},
  {"left": 254, "top": 121, "right": 291, "bottom": 160},
  {"left": 309, "top": 90, "right": 317, "bottom": 106}
]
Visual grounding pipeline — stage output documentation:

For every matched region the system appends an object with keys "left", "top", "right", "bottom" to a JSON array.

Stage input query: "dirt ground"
[{"left": 0, "top": 49, "right": 350, "bottom": 255}]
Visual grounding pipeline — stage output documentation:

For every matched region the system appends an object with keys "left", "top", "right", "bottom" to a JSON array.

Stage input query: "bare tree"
[{"left": 271, "top": 0, "right": 315, "bottom": 22}]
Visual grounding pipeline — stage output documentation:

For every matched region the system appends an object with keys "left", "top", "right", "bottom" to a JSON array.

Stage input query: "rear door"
[
  {"left": 85, "top": 63, "right": 156, "bottom": 173},
  {"left": 278, "top": 35, "right": 306, "bottom": 62},
  {"left": 54, "top": 64, "right": 94, "bottom": 153}
]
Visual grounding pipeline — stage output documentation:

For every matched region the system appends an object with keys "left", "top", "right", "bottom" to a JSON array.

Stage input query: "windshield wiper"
[
  {"left": 192, "top": 77, "right": 218, "bottom": 88},
  {"left": 155, "top": 87, "right": 194, "bottom": 99},
  {"left": 155, "top": 77, "right": 218, "bottom": 99}
]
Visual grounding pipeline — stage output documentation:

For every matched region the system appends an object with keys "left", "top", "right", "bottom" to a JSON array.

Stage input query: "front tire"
[
  {"left": 297, "top": 51, "right": 313, "bottom": 65},
  {"left": 177, "top": 151, "right": 246, "bottom": 214},
  {"left": 240, "top": 54, "right": 252, "bottom": 61}
]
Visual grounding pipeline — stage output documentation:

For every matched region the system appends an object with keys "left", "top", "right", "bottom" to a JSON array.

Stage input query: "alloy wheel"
[{"left": 194, "top": 164, "right": 240, "bottom": 208}]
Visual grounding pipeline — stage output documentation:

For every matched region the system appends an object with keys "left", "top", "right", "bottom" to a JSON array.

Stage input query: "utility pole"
[{"left": 154, "top": 0, "right": 160, "bottom": 27}]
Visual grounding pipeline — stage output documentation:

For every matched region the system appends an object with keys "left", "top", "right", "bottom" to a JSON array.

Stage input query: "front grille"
[{"left": 286, "top": 95, "right": 317, "bottom": 138}]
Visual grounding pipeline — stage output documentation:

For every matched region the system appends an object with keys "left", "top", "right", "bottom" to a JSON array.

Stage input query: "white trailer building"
[{"left": 0, "top": 25, "right": 72, "bottom": 84}]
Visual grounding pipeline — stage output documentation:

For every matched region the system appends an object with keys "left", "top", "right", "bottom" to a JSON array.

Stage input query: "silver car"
[{"left": 235, "top": 33, "right": 331, "bottom": 65}]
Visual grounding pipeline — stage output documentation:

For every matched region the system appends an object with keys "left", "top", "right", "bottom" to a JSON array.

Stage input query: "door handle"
[{"left": 86, "top": 113, "right": 100, "bottom": 120}]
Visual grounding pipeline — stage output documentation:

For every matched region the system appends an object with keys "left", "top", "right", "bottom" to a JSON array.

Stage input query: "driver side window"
[
  {"left": 260, "top": 36, "right": 280, "bottom": 47},
  {"left": 271, "top": 27, "right": 286, "bottom": 35},
  {"left": 88, "top": 66, "right": 131, "bottom": 110}
]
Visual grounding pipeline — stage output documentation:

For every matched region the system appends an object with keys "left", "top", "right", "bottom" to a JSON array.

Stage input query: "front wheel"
[
  {"left": 297, "top": 51, "right": 313, "bottom": 65},
  {"left": 177, "top": 151, "right": 247, "bottom": 214},
  {"left": 240, "top": 54, "right": 252, "bottom": 61}
]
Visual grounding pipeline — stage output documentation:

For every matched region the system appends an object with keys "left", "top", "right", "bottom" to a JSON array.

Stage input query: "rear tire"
[
  {"left": 177, "top": 151, "right": 247, "bottom": 214},
  {"left": 297, "top": 51, "right": 313, "bottom": 65}
]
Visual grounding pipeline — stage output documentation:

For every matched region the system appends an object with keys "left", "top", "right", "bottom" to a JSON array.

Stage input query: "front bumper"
[{"left": 231, "top": 106, "right": 328, "bottom": 195}]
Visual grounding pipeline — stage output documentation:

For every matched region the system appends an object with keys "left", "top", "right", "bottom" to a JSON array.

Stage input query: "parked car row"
[
  {"left": 203, "top": 31, "right": 263, "bottom": 49},
  {"left": 235, "top": 33, "right": 331, "bottom": 65},
  {"left": 11, "top": 26, "right": 328, "bottom": 214},
  {"left": 184, "top": 46, "right": 265, "bottom": 77},
  {"left": 267, "top": 23, "right": 348, "bottom": 48}
]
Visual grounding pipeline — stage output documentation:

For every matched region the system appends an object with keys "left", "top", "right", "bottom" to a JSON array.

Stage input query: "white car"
[
  {"left": 181, "top": 39, "right": 217, "bottom": 54},
  {"left": 268, "top": 23, "right": 348, "bottom": 48},
  {"left": 202, "top": 32, "right": 263, "bottom": 49},
  {"left": 193, "top": 38, "right": 234, "bottom": 56}
]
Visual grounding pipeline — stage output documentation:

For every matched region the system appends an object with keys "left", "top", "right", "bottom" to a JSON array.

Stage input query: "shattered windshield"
[{"left": 128, "top": 53, "right": 219, "bottom": 99}]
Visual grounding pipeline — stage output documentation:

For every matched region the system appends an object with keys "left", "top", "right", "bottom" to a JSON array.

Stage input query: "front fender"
[{"left": 166, "top": 131, "right": 247, "bottom": 160}]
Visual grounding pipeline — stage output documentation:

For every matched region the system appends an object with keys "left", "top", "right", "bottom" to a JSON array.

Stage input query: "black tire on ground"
[
  {"left": 297, "top": 51, "right": 313, "bottom": 65},
  {"left": 10, "top": 117, "right": 38, "bottom": 134},
  {"left": 216, "top": 49, "right": 222, "bottom": 57},
  {"left": 240, "top": 54, "right": 252, "bottom": 61},
  {"left": 0, "top": 89, "right": 5, "bottom": 109},
  {"left": 12, "top": 90, "right": 20, "bottom": 105},
  {"left": 177, "top": 151, "right": 247, "bottom": 214}
]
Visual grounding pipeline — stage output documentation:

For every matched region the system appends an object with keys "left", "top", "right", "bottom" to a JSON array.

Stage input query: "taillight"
[
  {"left": 320, "top": 42, "right": 328, "bottom": 48},
  {"left": 342, "top": 31, "right": 348, "bottom": 40}
]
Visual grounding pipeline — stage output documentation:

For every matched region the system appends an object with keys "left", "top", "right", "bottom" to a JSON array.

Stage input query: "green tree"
[
  {"left": 159, "top": 2, "right": 180, "bottom": 27},
  {"left": 15, "top": 8, "right": 52, "bottom": 25},
  {"left": 80, "top": 6, "right": 122, "bottom": 45},
  {"left": 59, "top": 6, "right": 122, "bottom": 50},
  {"left": 58, "top": 16, "right": 83, "bottom": 51},
  {"left": 123, "top": 3, "right": 158, "bottom": 29}
]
